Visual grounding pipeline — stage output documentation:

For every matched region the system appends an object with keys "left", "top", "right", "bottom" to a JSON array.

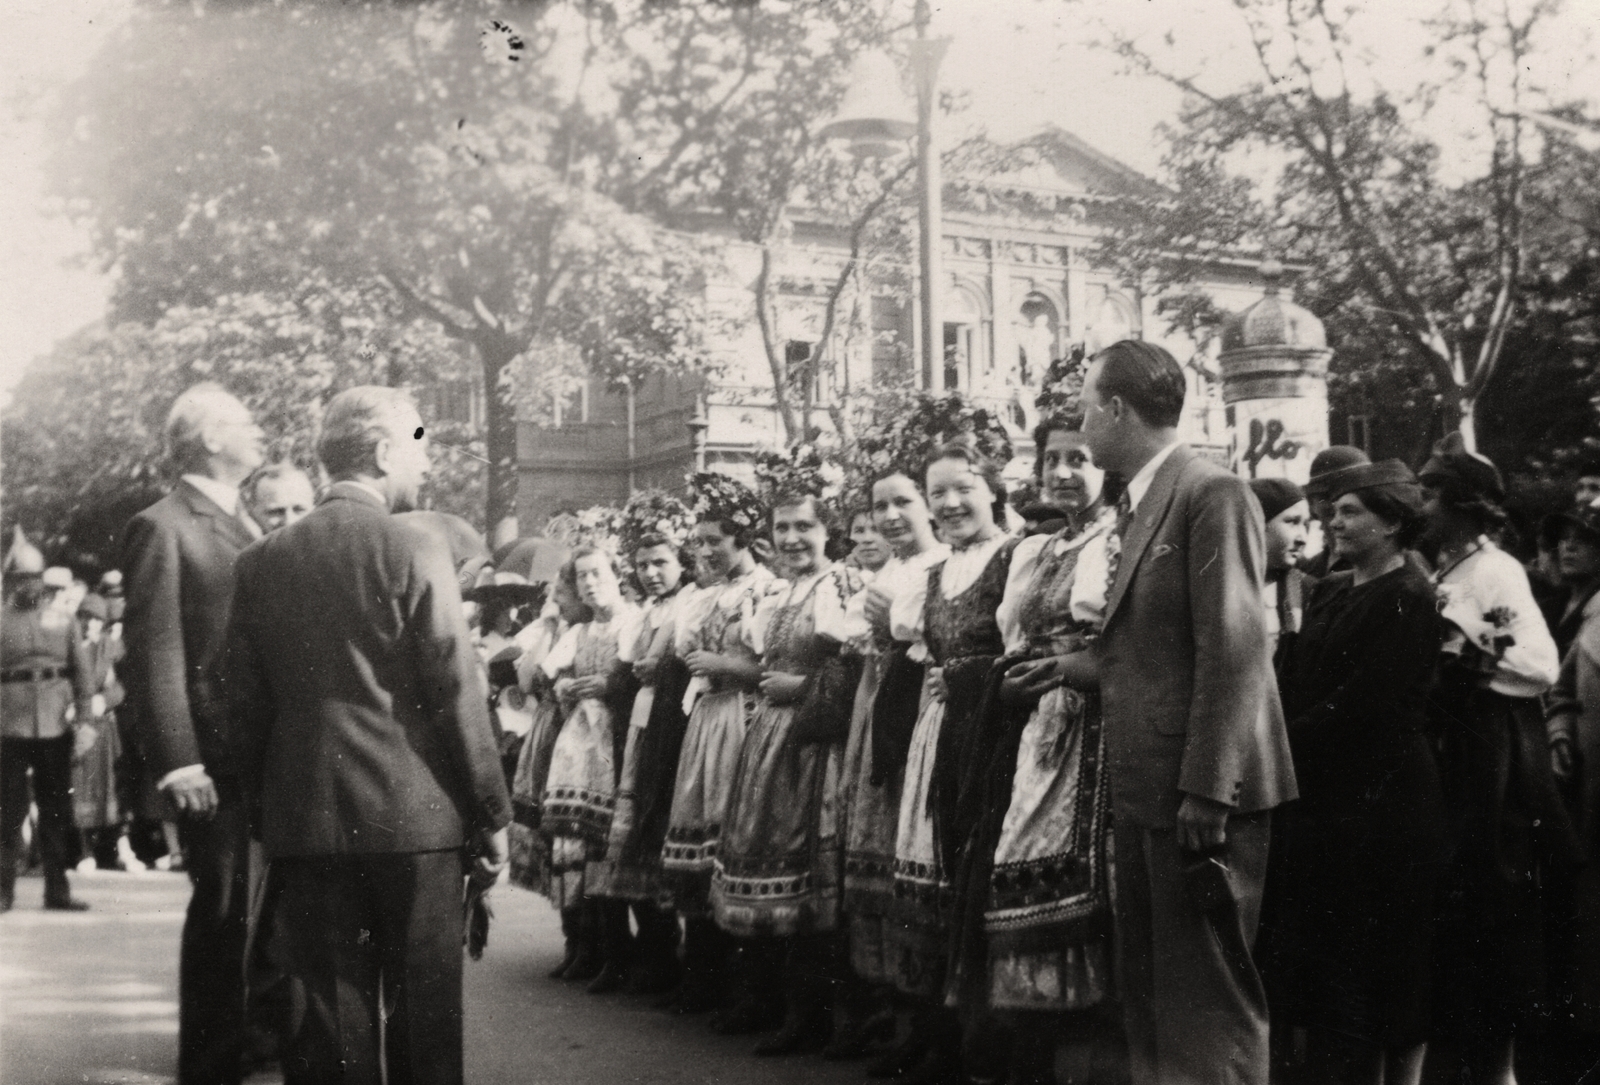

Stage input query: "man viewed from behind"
[
  {"left": 217, "top": 386, "right": 511, "bottom": 1085},
  {"left": 246, "top": 463, "right": 315, "bottom": 533},
  {"left": 1079, "top": 340, "right": 1297, "bottom": 1085},
  {"left": 120, "top": 382, "right": 265, "bottom": 1085}
]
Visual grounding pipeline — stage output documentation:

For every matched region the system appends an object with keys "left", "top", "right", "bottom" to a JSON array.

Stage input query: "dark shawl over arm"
[{"left": 870, "top": 642, "right": 924, "bottom": 785}]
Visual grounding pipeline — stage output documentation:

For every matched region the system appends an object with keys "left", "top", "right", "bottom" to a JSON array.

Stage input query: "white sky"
[{"left": 1, "top": 0, "right": 1595, "bottom": 397}]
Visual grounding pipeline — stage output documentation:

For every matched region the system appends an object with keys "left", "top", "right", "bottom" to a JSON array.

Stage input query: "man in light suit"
[
  {"left": 1080, "top": 341, "right": 1298, "bottom": 1085},
  {"left": 121, "top": 382, "right": 265, "bottom": 1085},
  {"left": 217, "top": 386, "right": 510, "bottom": 1085}
]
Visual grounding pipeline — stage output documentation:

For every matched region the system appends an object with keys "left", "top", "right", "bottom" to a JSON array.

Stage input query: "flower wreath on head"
[
  {"left": 754, "top": 442, "right": 847, "bottom": 505},
  {"left": 617, "top": 489, "right": 695, "bottom": 560},
  {"left": 1034, "top": 345, "right": 1088, "bottom": 424},
  {"left": 687, "top": 470, "right": 765, "bottom": 534},
  {"left": 853, "top": 392, "right": 1015, "bottom": 488},
  {"left": 543, "top": 505, "right": 625, "bottom": 555}
]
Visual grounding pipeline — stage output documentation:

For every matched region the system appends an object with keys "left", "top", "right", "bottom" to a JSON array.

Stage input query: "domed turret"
[
  {"left": 1219, "top": 261, "right": 1328, "bottom": 353},
  {"left": 1219, "top": 260, "right": 1333, "bottom": 484}
]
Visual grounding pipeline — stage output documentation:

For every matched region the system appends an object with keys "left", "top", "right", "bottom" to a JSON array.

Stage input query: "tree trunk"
[
  {"left": 476, "top": 331, "right": 522, "bottom": 536},
  {"left": 754, "top": 244, "right": 799, "bottom": 442},
  {"left": 1456, "top": 393, "right": 1478, "bottom": 453}
]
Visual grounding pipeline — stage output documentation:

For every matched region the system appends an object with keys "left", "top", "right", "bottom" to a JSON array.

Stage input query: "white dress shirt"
[{"left": 1123, "top": 440, "right": 1183, "bottom": 513}]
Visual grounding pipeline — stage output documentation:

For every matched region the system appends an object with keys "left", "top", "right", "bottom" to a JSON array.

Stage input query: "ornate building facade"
[{"left": 516, "top": 126, "right": 1305, "bottom": 522}]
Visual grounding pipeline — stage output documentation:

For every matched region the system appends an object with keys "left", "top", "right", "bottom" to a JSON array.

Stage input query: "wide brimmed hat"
[
  {"left": 76, "top": 593, "right": 108, "bottom": 622},
  {"left": 1304, "top": 445, "right": 1371, "bottom": 499},
  {"left": 1320, "top": 459, "right": 1423, "bottom": 507},
  {"left": 493, "top": 537, "right": 570, "bottom": 585},
  {"left": 463, "top": 571, "right": 548, "bottom": 608},
  {"left": 1543, "top": 499, "right": 1600, "bottom": 552}
]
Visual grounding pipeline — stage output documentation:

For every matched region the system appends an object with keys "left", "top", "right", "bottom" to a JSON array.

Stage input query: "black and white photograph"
[{"left": 1, "top": 1, "right": 1598, "bottom": 1083}]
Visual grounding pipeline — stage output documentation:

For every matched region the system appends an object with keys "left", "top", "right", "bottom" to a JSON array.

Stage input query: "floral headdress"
[
  {"left": 1034, "top": 346, "right": 1088, "bottom": 427},
  {"left": 853, "top": 392, "right": 1015, "bottom": 486},
  {"left": 617, "top": 489, "right": 694, "bottom": 558},
  {"left": 754, "top": 442, "right": 847, "bottom": 505},
  {"left": 543, "top": 505, "right": 625, "bottom": 554},
  {"left": 688, "top": 471, "right": 765, "bottom": 534}
]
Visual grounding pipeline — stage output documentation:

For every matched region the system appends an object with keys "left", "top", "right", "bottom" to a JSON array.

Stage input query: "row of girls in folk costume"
[{"left": 498, "top": 411, "right": 1121, "bottom": 1084}]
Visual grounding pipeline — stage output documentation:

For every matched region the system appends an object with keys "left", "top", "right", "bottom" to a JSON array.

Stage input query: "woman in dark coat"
[{"left": 1268, "top": 460, "right": 1447, "bottom": 1085}]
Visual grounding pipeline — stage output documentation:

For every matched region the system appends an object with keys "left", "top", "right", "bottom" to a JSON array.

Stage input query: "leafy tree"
[
  {"left": 0, "top": 284, "right": 476, "bottom": 566},
  {"left": 1092, "top": 0, "right": 1590, "bottom": 451},
  {"left": 34, "top": 0, "right": 919, "bottom": 540}
]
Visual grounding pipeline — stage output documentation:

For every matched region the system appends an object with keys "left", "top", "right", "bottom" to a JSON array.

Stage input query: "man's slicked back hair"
[
  {"left": 1091, "top": 340, "right": 1186, "bottom": 430},
  {"left": 318, "top": 386, "right": 417, "bottom": 480}
]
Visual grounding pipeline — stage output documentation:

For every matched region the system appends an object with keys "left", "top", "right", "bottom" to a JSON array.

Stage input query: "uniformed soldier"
[{"left": 1, "top": 540, "right": 96, "bottom": 912}]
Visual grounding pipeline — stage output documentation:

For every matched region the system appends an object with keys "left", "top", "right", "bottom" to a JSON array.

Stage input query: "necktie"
[{"left": 1104, "top": 490, "right": 1133, "bottom": 604}]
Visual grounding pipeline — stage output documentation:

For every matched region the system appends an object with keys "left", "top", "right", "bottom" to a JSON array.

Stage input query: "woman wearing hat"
[
  {"left": 1419, "top": 434, "right": 1578, "bottom": 1085},
  {"left": 1264, "top": 460, "right": 1446, "bottom": 1085}
]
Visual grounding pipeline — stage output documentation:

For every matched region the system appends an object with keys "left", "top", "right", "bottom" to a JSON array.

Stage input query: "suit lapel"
[
  {"left": 177, "top": 480, "right": 255, "bottom": 552},
  {"left": 1104, "top": 446, "right": 1192, "bottom": 624}
]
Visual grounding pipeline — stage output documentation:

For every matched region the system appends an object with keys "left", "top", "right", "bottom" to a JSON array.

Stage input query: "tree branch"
[{"left": 382, "top": 269, "right": 474, "bottom": 341}]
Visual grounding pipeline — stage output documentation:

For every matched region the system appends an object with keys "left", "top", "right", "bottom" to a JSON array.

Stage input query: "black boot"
[
  {"left": 549, "top": 905, "right": 583, "bottom": 979},
  {"left": 713, "top": 938, "right": 784, "bottom": 1034},
  {"left": 625, "top": 902, "right": 683, "bottom": 995},
  {"left": 0, "top": 839, "right": 17, "bottom": 913},
  {"left": 1003, "top": 1017, "right": 1058, "bottom": 1085},
  {"left": 823, "top": 977, "right": 895, "bottom": 1059},
  {"left": 564, "top": 900, "right": 604, "bottom": 982},
  {"left": 42, "top": 865, "right": 87, "bottom": 912},
  {"left": 901, "top": 1008, "right": 962, "bottom": 1085},
  {"left": 587, "top": 899, "right": 635, "bottom": 993},
  {"left": 666, "top": 916, "right": 726, "bottom": 1014},
  {"left": 748, "top": 940, "right": 832, "bottom": 1056},
  {"left": 869, "top": 1000, "right": 934, "bottom": 1079}
]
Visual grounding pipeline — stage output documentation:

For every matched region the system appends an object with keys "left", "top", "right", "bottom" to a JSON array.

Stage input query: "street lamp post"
[
  {"left": 686, "top": 396, "right": 710, "bottom": 474},
  {"left": 819, "top": 1, "right": 949, "bottom": 391}
]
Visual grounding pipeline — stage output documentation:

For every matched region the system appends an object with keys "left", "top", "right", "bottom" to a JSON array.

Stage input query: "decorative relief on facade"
[
  {"left": 994, "top": 241, "right": 1068, "bottom": 267},
  {"left": 942, "top": 235, "right": 992, "bottom": 259}
]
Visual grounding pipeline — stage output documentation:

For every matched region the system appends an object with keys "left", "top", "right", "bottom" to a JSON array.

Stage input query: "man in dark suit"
[
  {"left": 1080, "top": 341, "right": 1298, "bottom": 1085},
  {"left": 217, "top": 386, "right": 511, "bottom": 1085},
  {"left": 121, "top": 382, "right": 265, "bottom": 1085}
]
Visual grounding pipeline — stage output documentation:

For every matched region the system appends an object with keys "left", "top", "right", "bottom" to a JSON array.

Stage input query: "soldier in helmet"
[{"left": 0, "top": 538, "right": 97, "bottom": 912}]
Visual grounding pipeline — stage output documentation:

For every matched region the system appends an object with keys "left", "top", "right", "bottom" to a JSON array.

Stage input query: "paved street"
[{"left": 0, "top": 869, "right": 871, "bottom": 1085}]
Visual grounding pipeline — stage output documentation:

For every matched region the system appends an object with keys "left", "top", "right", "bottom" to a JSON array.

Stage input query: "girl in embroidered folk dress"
[
  {"left": 837, "top": 472, "right": 948, "bottom": 1057},
  {"left": 1419, "top": 435, "right": 1577, "bottom": 1085},
  {"left": 948, "top": 417, "right": 1114, "bottom": 1085},
  {"left": 886, "top": 438, "right": 1018, "bottom": 1083},
  {"left": 540, "top": 547, "right": 639, "bottom": 985},
  {"left": 591, "top": 499, "right": 698, "bottom": 995},
  {"left": 661, "top": 473, "right": 771, "bottom": 1017},
  {"left": 711, "top": 488, "right": 864, "bottom": 1055},
  {"left": 509, "top": 572, "right": 586, "bottom": 973}
]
